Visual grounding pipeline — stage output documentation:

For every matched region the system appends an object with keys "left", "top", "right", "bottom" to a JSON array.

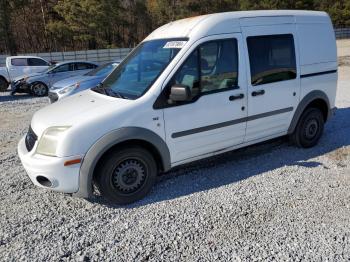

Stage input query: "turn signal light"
[{"left": 64, "top": 158, "right": 82, "bottom": 166}]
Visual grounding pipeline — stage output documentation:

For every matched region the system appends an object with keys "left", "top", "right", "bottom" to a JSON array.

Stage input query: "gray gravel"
[{"left": 1, "top": 65, "right": 350, "bottom": 261}]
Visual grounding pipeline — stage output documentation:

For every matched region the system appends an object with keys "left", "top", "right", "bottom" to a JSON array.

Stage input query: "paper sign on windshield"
[{"left": 163, "top": 41, "right": 187, "bottom": 49}]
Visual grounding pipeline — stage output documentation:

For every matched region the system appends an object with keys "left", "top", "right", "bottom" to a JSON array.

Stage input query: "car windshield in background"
[
  {"left": 37, "top": 64, "right": 55, "bottom": 74},
  {"left": 46, "top": 64, "right": 60, "bottom": 73},
  {"left": 97, "top": 39, "right": 186, "bottom": 99},
  {"left": 85, "top": 62, "right": 119, "bottom": 77}
]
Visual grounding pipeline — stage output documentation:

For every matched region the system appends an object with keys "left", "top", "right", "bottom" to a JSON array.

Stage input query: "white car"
[
  {"left": 0, "top": 56, "right": 50, "bottom": 91},
  {"left": 18, "top": 11, "right": 338, "bottom": 204}
]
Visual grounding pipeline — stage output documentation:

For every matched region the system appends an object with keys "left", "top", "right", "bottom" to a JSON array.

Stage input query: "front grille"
[
  {"left": 48, "top": 92, "right": 59, "bottom": 103},
  {"left": 25, "top": 126, "right": 37, "bottom": 152}
]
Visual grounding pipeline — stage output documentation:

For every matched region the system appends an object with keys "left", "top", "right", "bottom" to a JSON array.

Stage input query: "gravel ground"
[{"left": 1, "top": 48, "right": 350, "bottom": 261}]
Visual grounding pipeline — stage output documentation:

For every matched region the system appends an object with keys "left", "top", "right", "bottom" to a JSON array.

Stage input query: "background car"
[
  {"left": 48, "top": 60, "right": 120, "bottom": 103},
  {"left": 0, "top": 56, "right": 51, "bottom": 91},
  {"left": 11, "top": 61, "right": 98, "bottom": 96}
]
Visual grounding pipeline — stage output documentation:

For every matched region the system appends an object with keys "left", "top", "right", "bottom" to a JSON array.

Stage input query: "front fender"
[{"left": 74, "top": 127, "right": 171, "bottom": 198}]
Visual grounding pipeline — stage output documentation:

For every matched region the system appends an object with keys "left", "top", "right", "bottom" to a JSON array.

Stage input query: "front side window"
[
  {"left": 247, "top": 34, "right": 296, "bottom": 86},
  {"left": 99, "top": 39, "right": 185, "bottom": 99},
  {"left": 163, "top": 38, "right": 238, "bottom": 104},
  {"left": 50, "top": 63, "right": 71, "bottom": 73}
]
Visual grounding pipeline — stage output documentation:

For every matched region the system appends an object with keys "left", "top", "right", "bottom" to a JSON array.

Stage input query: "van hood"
[{"left": 31, "top": 90, "right": 130, "bottom": 136}]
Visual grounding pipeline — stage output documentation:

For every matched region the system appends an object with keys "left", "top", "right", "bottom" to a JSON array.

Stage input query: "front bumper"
[
  {"left": 11, "top": 80, "right": 31, "bottom": 93},
  {"left": 17, "top": 136, "right": 83, "bottom": 193},
  {"left": 48, "top": 91, "right": 59, "bottom": 103}
]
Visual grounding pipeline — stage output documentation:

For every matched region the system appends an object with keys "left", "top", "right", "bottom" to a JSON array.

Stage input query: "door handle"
[
  {"left": 229, "top": 93, "right": 244, "bottom": 101},
  {"left": 251, "top": 90, "right": 265, "bottom": 97}
]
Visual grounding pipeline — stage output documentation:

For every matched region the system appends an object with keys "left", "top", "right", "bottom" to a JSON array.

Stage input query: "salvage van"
[{"left": 18, "top": 11, "right": 338, "bottom": 204}]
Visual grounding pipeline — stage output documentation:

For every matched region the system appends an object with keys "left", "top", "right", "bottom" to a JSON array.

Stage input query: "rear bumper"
[{"left": 17, "top": 136, "right": 83, "bottom": 193}]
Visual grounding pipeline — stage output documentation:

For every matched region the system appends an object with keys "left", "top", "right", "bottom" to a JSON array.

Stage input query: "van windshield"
[{"left": 95, "top": 39, "right": 186, "bottom": 99}]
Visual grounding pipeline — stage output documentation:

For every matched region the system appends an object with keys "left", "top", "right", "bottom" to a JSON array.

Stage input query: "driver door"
[
  {"left": 49, "top": 63, "right": 74, "bottom": 86},
  {"left": 160, "top": 34, "right": 248, "bottom": 164}
]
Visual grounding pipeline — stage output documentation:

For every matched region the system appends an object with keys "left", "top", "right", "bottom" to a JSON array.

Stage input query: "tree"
[{"left": 0, "top": 0, "right": 22, "bottom": 54}]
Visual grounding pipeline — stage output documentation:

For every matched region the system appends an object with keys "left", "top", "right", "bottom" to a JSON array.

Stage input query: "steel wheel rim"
[
  {"left": 111, "top": 158, "right": 147, "bottom": 194},
  {"left": 304, "top": 118, "right": 319, "bottom": 140}
]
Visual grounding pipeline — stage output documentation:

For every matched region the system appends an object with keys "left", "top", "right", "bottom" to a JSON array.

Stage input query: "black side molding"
[
  {"left": 172, "top": 107, "right": 293, "bottom": 139},
  {"left": 300, "top": 70, "right": 337, "bottom": 78}
]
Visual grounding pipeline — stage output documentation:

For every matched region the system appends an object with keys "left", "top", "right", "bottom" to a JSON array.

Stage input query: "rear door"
[
  {"left": 7, "top": 58, "right": 28, "bottom": 80},
  {"left": 159, "top": 34, "right": 248, "bottom": 164},
  {"left": 241, "top": 19, "right": 300, "bottom": 142},
  {"left": 48, "top": 63, "right": 75, "bottom": 86}
]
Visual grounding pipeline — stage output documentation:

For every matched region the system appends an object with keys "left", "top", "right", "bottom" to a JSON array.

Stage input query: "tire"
[
  {"left": 291, "top": 107, "right": 324, "bottom": 148},
  {"left": 96, "top": 146, "right": 157, "bottom": 205},
  {"left": 31, "top": 82, "right": 48, "bottom": 97},
  {"left": 0, "top": 77, "right": 8, "bottom": 92}
]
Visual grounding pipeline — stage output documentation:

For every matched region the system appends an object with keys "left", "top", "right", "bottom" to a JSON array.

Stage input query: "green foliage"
[{"left": 1, "top": 0, "right": 350, "bottom": 53}]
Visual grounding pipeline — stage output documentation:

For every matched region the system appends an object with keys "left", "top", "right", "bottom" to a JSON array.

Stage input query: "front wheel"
[
  {"left": 32, "top": 82, "right": 48, "bottom": 97},
  {"left": 291, "top": 107, "right": 324, "bottom": 148},
  {"left": 96, "top": 146, "right": 157, "bottom": 205}
]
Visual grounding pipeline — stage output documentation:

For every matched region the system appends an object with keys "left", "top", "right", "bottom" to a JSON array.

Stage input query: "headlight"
[
  {"left": 36, "top": 126, "right": 71, "bottom": 156},
  {"left": 58, "top": 83, "right": 80, "bottom": 94}
]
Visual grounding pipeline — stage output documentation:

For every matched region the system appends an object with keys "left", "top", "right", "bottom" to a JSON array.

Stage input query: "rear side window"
[
  {"left": 75, "top": 63, "right": 96, "bottom": 70},
  {"left": 11, "top": 58, "right": 28, "bottom": 66},
  {"left": 28, "top": 58, "right": 48, "bottom": 66},
  {"left": 247, "top": 34, "right": 296, "bottom": 86}
]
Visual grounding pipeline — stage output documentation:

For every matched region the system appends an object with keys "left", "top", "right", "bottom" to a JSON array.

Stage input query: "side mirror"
[{"left": 169, "top": 84, "right": 191, "bottom": 102}]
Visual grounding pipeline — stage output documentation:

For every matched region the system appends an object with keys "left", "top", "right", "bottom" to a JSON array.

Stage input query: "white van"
[{"left": 18, "top": 11, "right": 337, "bottom": 204}]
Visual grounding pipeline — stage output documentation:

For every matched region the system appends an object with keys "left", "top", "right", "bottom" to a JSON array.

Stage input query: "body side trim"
[
  {"left": 172, "top": 107, "right": 293, "bottom": 138},
  {"left": 300, "top": 70, "right": 337, "bottom": 78}
]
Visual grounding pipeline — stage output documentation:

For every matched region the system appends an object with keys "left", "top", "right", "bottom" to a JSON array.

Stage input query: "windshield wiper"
[
  {"left": 91, "top": 84, "right": 107, "bottom": 95},
  {"left": 92, "top": 84, "right": 127, "bottom": 99},
  {"left": 105, "top": 89, "right": 127, "bottom": 99}
]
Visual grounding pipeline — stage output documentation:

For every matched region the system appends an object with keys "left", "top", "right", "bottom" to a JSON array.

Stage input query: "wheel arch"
[
  {"left": 0, "top": 75, "right": 9, "bottom": 91},
  {"left": 74, "top": 127, "right": 171, "bottom": 198},
  {"left": 30, "top": 81, "right": 48, "bottom": 89},
  {"left": 288, "top": 90, "right": 331, "bottom": 134},
  {"left": 0, "top": 74, "right": 9, "bottom": 83}
]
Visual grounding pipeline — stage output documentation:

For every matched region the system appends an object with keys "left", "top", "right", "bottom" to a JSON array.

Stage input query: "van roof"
[{"left": 144, "top": 10, "right": 330, "bottom": 41}]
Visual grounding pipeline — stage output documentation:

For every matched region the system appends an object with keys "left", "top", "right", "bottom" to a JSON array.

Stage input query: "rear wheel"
[
  {"left": 0, "top": 77, "right": 8, "bottom": 92},
  {"left": 32, "top": 82, "right": 48, "bottom": 97},
  {"left": 96, "top": 146, "right": 157, "bottom": 205},
  {"left": 291, "top": 107, "right": 324, "bottom": 148}
]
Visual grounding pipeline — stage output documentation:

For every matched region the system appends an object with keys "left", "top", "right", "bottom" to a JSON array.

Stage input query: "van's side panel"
[{"left": 296, "top": 18, "right": 338, "bottom": 111}]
